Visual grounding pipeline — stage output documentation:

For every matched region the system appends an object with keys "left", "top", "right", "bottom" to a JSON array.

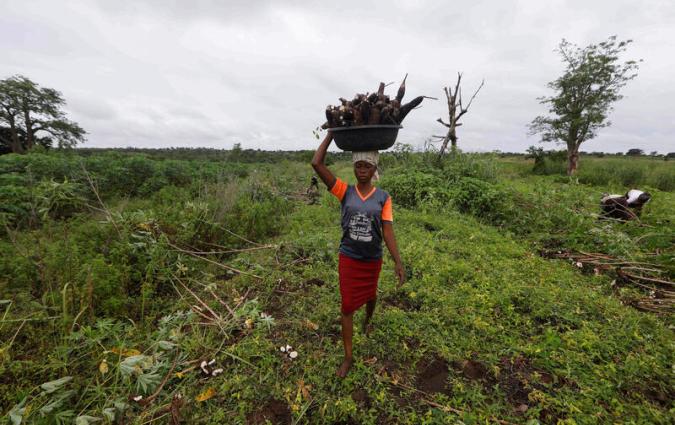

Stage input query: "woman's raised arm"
[{"left": 311, "top": 132, "right": 337, "bottom": 189}]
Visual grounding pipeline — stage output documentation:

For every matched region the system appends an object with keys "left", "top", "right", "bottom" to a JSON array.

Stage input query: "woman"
[{"left": 311, "top": 131, "right": 405, "bottom": 378}]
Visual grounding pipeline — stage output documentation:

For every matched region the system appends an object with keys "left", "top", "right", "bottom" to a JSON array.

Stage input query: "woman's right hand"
[{"left": 395, "top": 262, "right": 406, "bottom": 288}]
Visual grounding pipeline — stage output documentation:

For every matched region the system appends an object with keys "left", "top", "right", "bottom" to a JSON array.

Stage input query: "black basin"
[{"left": 331, "top": 125, "right": 402, "bottom": 152}]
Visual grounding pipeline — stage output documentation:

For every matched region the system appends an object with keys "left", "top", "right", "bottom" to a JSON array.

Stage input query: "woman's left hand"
[{"left": 395, "top": 262, "right": 406, "bottom": 288}]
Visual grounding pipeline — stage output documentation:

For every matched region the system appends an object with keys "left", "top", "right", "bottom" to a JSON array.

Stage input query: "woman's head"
[{"left": 352, "top": 151, "right": 379, "bottom": 184}]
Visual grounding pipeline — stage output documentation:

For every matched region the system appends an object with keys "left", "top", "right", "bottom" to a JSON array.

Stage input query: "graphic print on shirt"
[{"left": 348, "top": 212, "right": 373, "bottom": 242}]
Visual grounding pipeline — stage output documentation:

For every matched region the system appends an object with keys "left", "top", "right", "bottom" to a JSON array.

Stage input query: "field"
[{"left": 1, "top": 149, "right": 673, "bottom": 424}]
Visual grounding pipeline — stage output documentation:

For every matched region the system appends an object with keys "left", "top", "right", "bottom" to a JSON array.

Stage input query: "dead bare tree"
[{"left": 433, "top": 73, "right": 484, "bottom": 156}]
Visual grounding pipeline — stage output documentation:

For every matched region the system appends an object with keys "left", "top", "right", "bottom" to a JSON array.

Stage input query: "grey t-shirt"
[{"left": 329, "top": 178, "right": 393, "bottom": 260}]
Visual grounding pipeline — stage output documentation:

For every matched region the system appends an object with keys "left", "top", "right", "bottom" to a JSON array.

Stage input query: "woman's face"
[{"left": 354, "top": 161, "right": 375, "bottom": 183}]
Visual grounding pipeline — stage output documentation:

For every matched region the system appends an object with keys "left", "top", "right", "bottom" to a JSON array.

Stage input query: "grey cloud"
[{"left": 2, "top": 0, "right": 674, "bottom": 153}]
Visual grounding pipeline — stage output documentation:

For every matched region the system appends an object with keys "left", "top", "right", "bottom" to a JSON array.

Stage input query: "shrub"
[
  {"left": 652, "top": 168, "right": 674, "bottom": 191},
  {"left": 450, "top": 177, "right": 510, "bottom": 225},
  {"left": 528, "top": 148, "right": 567, "bottom": 175},
  {"left": 225, "top": 184, "right": 291, "bottom": 241},
  {"left": 34, "top": 178, "right": 88, "bottom": 220},
  {"left": 442, "top": 153, "right": 499, "bottom": 182},
  {"left": 0, "top": 173, "right": 32, "bottom": 227},
  {"left": 380, "top": 172, "right": 449, "bottom": 208},
  {"left": 139, "top": 174, "right": 170, "bottom": 197},
  {"left": 77, "top": 256, "right": 126, "bottom": 317}
]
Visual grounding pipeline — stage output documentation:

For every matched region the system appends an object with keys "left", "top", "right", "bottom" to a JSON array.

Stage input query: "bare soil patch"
[
  {"left": 451, "top": 354, "right": 572, "bottom": 417},
  {"left": 453, "top": 358, "right": 490, "bottom": 381},
  {"left": 303, "top": 277, "right": 326, "bottom": 287},
  {"left": 246, "top": 399, "right": 291, "bottom": 424},
  {"left": 416, "top": 356, "right": 451, "bottom": 395},
  {"left": 382, "top": 292, "right": 422, "bottom": 311},
  {"left": 351, "top": 389, "right": 372, "bottom": 408}
]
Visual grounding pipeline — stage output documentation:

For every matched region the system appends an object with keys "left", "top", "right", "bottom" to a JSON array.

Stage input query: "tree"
[
  {"left": 626, "top": 148, "right": 644, "bottom": 156},
  {"left": 0, "top": 75, "right": 86, "bottom": 154},
  {"left": 433, "top": 73, "right": 484, "bottom": 156},
  {"left": 529, "top": 36, "right": 640, "bottom": 175}
]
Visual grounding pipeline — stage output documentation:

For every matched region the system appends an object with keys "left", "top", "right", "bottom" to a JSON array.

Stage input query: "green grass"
[{"left": 1, "top": 153, "right": 673, "bottom": 424}]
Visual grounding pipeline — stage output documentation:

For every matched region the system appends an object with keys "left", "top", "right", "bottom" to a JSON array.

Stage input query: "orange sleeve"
[
  {"left": 329, "top": 178, "right": 348, "bottom": 201},
  {"left": 382, "top": 197, "right": 393, "bottom": 222}
]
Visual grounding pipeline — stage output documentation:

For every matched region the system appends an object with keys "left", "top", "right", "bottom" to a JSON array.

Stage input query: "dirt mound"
[
  {"left": 451, "top": 354, "right": 570, "bottom": 417},
  {"left": 246, "top": 399, "right": 291, "bottom": 424},
  {"left": 303, "top": 277, "right": 325, "bottom": 287},
  {"left": 416, "top": 356, "right": 451, "bottom": 395},
  {"left": 351, "top": 389, "right": 371, "bottom": 407},
  {"left": 382, "top": 292, "right": 422, "bottom": 311},
  {"left": 454, "top": 359, "right": 490, "bottom": 381}
]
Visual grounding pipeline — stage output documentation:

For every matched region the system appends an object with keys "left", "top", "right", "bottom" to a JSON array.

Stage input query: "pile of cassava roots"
[{"left": 321, "top": 75, "right": 432, "bottom": 129}]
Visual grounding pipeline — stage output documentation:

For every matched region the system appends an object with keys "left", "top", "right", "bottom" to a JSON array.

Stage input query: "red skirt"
[{"left": 338, "top": 253, "right": 383, "bottom": 315}]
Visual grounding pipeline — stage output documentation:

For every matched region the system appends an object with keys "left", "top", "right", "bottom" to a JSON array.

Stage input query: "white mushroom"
[{"left": 289, "top": 351, "right": 298, "bottom": 359}]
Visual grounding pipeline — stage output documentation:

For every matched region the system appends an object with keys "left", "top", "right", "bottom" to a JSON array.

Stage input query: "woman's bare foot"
[{"left": 336, "top": 357, "right": 353, "bottom": 378}]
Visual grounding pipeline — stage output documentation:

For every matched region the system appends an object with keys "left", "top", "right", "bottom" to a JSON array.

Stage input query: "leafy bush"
[
  {"left": 0, "top": 173, "right": 32, "bottom": 227},
  {"left": 34, "top": 178, "right": 88, "bottom": 220},
  {"left": 380, "top": 172, "right": 449, "bottom": 208},
  {"left": 527, "top": 147, "right": 567, "bottom": 175},
  {"left": 442, "top": 153, "right": 499, "bottom": 182},
  {"left": 225, "top": 183, "right": 291, "bottom": 241},
  {"left": 77, "top": 256, "right": 126, "bottom": 316},
  {"left": 450, "top": 177, "right": 510, "bottom": 225}
]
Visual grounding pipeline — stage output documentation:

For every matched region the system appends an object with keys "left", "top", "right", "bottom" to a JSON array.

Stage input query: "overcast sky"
[{"left": 2, "top": 0, "right": 674, "bottom": 153}]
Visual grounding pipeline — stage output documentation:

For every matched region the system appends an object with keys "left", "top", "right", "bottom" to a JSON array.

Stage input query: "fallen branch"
[
  {"left": 139, "top": 356, "right": 179, "bottom": 407},
  {"left": 80, "top": 162, "right": 122, "bottom": 238},
  {"left": 167, "top": 240, "right": 262, "bottom": 280},
  {"left": 197, "top": 219, "right": 265, "bottom": 247},
  {"left": 618, "top": 270, "right": 674, "bottom": 288},
  {"left": 196, "top": 242, "right": 277, "bottom": 255},
  {"left": 542, "top": 249, "right": 674, "bottom": 314},
  {"left": 172, "top": 274, "right": 224, "bottom": 322},
  {"left": 0, "top": 315, "right": 61, "bottom": 323}
]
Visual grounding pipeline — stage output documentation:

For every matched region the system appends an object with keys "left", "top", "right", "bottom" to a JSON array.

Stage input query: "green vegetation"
[
  {"left": 529, "top": 36, "right": 640, "bottom": 175},
  {"left": 0, "top": 75, "right": 86, "bottom": 154},
  {"left": 1, "top": 149, "right": 673, "bottom": 424},
  {"left": 526, "top": 149, "right": 674, "bottom": 191}
]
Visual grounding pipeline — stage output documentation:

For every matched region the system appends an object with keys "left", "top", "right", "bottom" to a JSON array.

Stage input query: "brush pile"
[
  {"left": 321, "top": 75, "right": 432, "bottom": 129},
  {"left": 542, "top": 249, "right": 674, "bottom": 314}
]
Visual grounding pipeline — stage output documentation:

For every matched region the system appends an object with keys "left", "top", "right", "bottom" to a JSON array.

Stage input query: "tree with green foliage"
[
  {"left": 0, "top": 75, "right": 86, "bottom": 154},
  {"left": 529, "top": 36, "right": 640, "bottom": 175},
  {"left": 626, "top": 148, "right": 644, "bottom": 156}
]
